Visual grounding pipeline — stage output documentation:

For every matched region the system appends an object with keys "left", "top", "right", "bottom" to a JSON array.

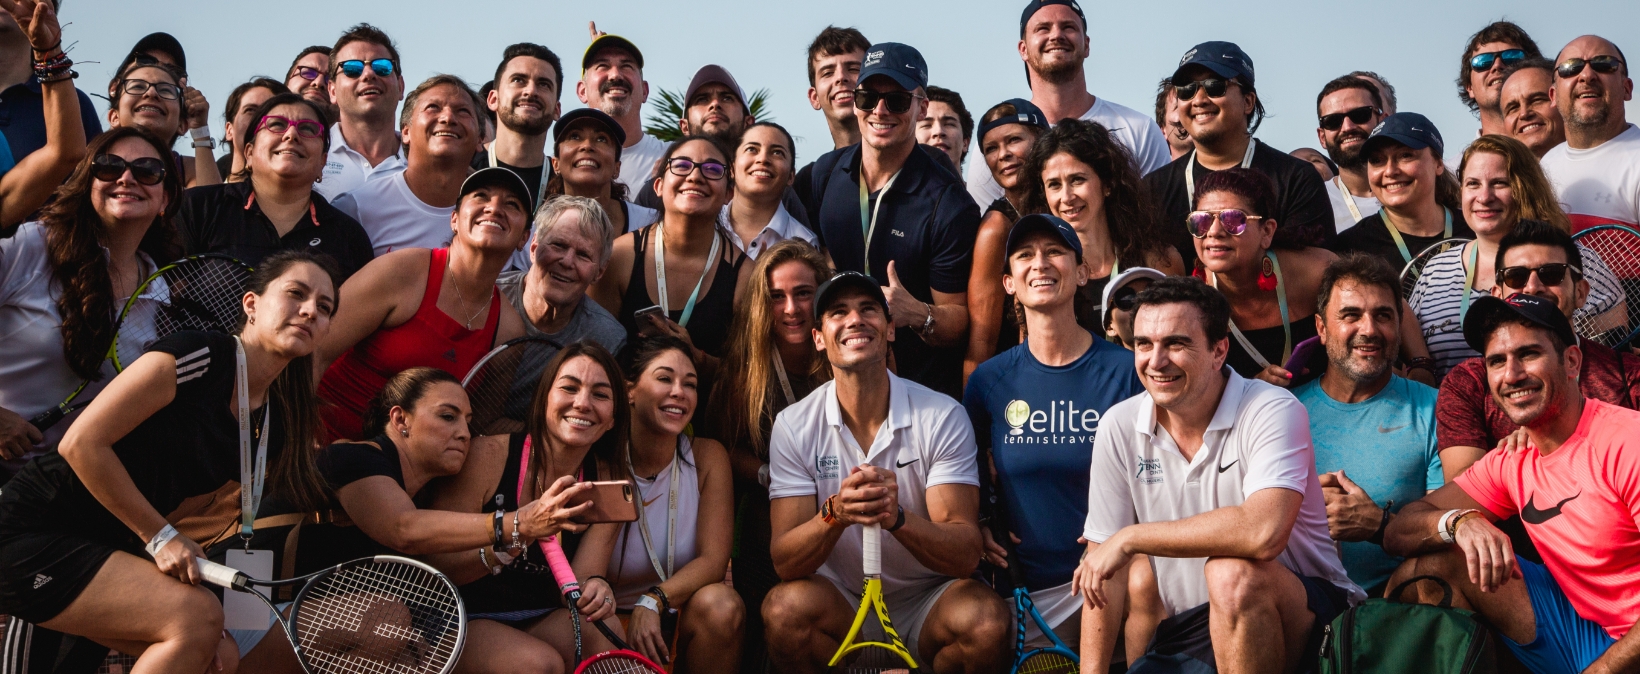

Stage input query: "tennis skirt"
[{"left": 0, "top": 529, "right": 119, "bottom": 623}]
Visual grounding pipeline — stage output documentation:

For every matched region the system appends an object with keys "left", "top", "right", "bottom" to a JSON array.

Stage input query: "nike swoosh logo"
[
  {"left": 1217, "top": 460, "right": 1238, "bottom": 474},
  {"left": 895, "top": 459, "right": 919, "bottom": 468},
  {"left": 1378, "top": 423, "right": 1409, "bottom": 433},
  {"left": 1521, "top": 491, "right": 1580, "bottom": 524}
]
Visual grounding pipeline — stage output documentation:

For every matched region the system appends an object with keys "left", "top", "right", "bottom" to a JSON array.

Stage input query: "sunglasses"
[
  {"left": 337, "top": 58, "right": 396, "bottom": 79},
  {"left": 1319, "top": 105, "right": 1381, "bottom": 131},
  {"left": 290, "top": 66, "right": 328, "bottom": 83},
  {"left": 667, "top": 158, "right": 728, "bottom": 181},
  {"left": 1186, "top": 209, "right": 1264, "bottom": 238},
  {"left": 131, "top": 52, "right": 187, "bottom": 79},
  {"left": 1469, "top": 49, "right": 1527, "bottom": 73},
  {"left": 120, "top": 78, "right": 181, "bottom": 101},
  {"left": 1175, "top": 78, "right": 1231, "bottom": 101},
  {"left": 90, "top": 154, "right": 167, "bottom": 186},
  {"left": 1498, "top": 263, "right": 1581, "bottom": 289},
  {"left": 852, "top": 89, "right": 920, "bottom": 114},
  {"left": 1556, "top": 55, "right": 1625, "bottom": 79},
  {"left": 1111, "top": 286, "right": 1140, "bottom": 313},
  {"left": 256, "top": 115, "right": 325, "bottom": 139}
]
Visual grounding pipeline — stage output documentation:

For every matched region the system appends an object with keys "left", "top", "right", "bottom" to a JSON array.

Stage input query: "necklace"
[{"left": 447, "top": 255, "right": 487, "bottom": 329}]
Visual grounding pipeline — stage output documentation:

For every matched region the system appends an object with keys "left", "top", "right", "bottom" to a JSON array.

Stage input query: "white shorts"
[
  {"left": 1017, "top": 579, "right": 1080, "bottom": 649},
  {"left": 824, "top": 576, "right": 959, "bottom": 659}
]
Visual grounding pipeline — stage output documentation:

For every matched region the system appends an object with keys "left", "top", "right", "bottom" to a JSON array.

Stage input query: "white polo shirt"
[
  {"left": 331, "top": 173, "right": 454, "bottom": 256},
  {"left": 965, "top": 95, "right": 1170, "bottom": 206},
  {"left": 314, "top": 124, "right": 406, "bottom": 202},
  {"left": 719, "top": 202, "right": 818, "bottom": 260},
  {"left": 768, "top": 372, "right": 980, "bottom": 600},
  {"left": 1541, "top": 124, "right": 1640, "bottom": 230},
  {"left": 1083, "top": 369, "right": 1363, "bottom": 616}
]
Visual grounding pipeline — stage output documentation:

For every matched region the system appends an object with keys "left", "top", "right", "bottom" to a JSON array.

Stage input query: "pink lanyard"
[{"left": 519, "top": 436, "right": 582, "bottom": 558}]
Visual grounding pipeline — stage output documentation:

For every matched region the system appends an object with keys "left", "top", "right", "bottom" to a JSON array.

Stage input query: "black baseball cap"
[
  {"left": 814, "top": 271, "right": 890, "bottom": 322},
  {"left": 1019, "top": 0, "right": 1086, "bottom": 37},
  {"left": 552, "top": 108, "right": 627, "bottom": 160},
  {"left": 1462, "top": 292, "right": 1577, "bottom": 353},
  {"left": 977, "top": 98, "right": 1049, "bottom": 141},
  {"left": 1006, "top": 213, "right": 1083, "bottom": 260},
  {"left": 1363, "top": 112, "right": 1444, "bottom": 158},
  {"left": 582, "top": 33, "right": 643, "bottom": 71},
  {"left": 122, "top": 32, "right": 187, "bottom": 77},
  {"left": 860, "top": 42, "right": 928, "bottom": 92},
  {"left": 1171, "top": 41, "right": 1255, "bottom": 89},
  {"left": 460, "top": 166, "right": 533, "bottom": 207}
]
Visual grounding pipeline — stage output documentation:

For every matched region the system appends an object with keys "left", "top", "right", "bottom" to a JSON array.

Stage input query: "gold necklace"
[{"left": 447, "top": 256, "right": 487, "bottom": 329}]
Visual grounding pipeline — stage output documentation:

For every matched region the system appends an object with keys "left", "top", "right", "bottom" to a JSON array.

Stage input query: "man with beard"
[
  {"left": 1153, "top": 79, "right": 1193, "bottom": 161},
  {"left": 1499, "top": 58, "right": 1566, "bottom": 159},
  {"left": 1292, "top": 254, "right": 1441, "bottom": 596},
  {"left": 315, "top": 24, "right": 406, "bottom": 200},
  {"left": 578, "top": 26, "right": 666, "bottom": 201},
  {"left": 964, "top": 0, "right": 1169, "bottom": 207},
  {"left": 1539, "top": 35, "right": 1639, "bottom": 231},
  {"left": 472, "top": 43, "right": 561, "bottom": 215},
  {"left": 1384, "top": 292, "right": 1640, "bottom": 674},
  {"left": 1315, "top": 75, "right": 1385, "bottom": 233},
  {"left": 1457, "top": 21, "right": 1542, "bottom": 138}
]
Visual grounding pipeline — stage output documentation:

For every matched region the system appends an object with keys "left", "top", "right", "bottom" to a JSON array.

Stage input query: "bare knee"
[
  {"left": 1204, "top": 557, "right": 1265, "bottom": 615},
  {"left": 931, "top": 581, "right": 1011, "bottom": 650},
  {"left": 762, "top": 580, "right": 825, "bottom": 636},
  {"left": 687, "top": 584, "right": 745, "bottom": 638},
  {"left": 157, "top": 585, "right": 225, "bottom": 648}
]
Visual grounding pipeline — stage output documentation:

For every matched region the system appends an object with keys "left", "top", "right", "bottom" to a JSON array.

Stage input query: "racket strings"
[
  {"left": 464, "top": 338, "right": 560, "bottom": 435},
  {"left": 294, "top": 561, "right": 462, "bottom": 674},
  {"left": 1017, "top": 650, "right": 1078, "bottom": 673},
  {"left": 1570, "top": 233, "right": 1640, "bottom": 346},
  {"left": 837, "top": 644, "right": 913, "bottom": 673},
  {"left": 115, "top": 257, "right": 252, "bottom": 368},
  {"left": 577, "top": 654, "right": 662, "bottom": 674},
  {"left": 1401, "top": 239, "right": 1469, "bottom": 301}
]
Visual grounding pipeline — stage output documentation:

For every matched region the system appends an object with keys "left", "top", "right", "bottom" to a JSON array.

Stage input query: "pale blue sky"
[{"left": 69, "top": 0, "right": 1639, "bottom": 169}]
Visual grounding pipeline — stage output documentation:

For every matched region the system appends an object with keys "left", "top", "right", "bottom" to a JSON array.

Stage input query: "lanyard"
[
  {"left": 1184, "top": 140, "right": 1257, "bottom": 207},
  {"left": 858, "top": 170, "right": 902, "bottom": 276},
  {"left": 1460, "top": 241, "right": 1478, "bottom": 322},
  {"left": 234, "top": 337, "right": 270, "bottom": 543},
  {"left": 627, "top": 439, "right": 680, "bottom": 581},
  {"left": 1213, "top": 251, "right": 1291, "bottom": 369},
  {"left": 1333, "top": 176, "right": 1365, "bottom": 222},
  {"left": 485, "top": 142, "right": 552, "bottom": 213},
  {"left": 1383, "top": 208, "right": 1453, "bottom": 264},
  {"left": 653, "top": 225, "right": 721, "bottom": 328},
  {"left": 772, "top": 353, "right": 797, "bottom": 406}
]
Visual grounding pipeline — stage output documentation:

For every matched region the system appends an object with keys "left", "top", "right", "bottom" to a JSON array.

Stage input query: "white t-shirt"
[
  {"left": 1326, "top": 176, "right": 1380, "bottom": 234},
  {"left": 617, "top": 133, "right": 670, "bottom": 203},
  {"left": 331, "top": 173, "right": 454, "bottom": 256},
  {"left": 768, "top": 372, "right": 980, "bottom": 600},
  {"left": 622, "top": 200, "right": 661, "bottom": 233},
  {"left": 966, "top": 95, "right": 1170, "bottom": 206},
  {"left": 1083, "top": 369, "right": 1363, "bottom": 616},
  {"left": 1541, "top": 124, "right": 1640, "bottom": 230},
  {"left": 719, "top": 202, "right": 818, "bottom": 260},
  {"left": 314, "top": 124, "right": 406, "bottom": 202}
]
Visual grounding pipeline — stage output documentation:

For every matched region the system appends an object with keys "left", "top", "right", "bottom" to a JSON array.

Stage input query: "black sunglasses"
[
  {"left": 130, "top": 52, "right": 186, "bottom": 79},
  {"left": 1111, "top": 286, "right": 1140, "bottom": 313},
  {"left": 1319, "top": 105, "right": 1381, "bottom": 131},
  {"left": 852, "top": 89, "right": 920, "bottom": 114},
  {"left": 1498, "top": 263, "right": 1581, "bottom": 289},
  {"left": 1174, "top": 78, "right": 1231, "bottom": 101},
  {"left": 1469, "top": 49, "right": 1527, "bottom": 73},
  {"left": 90, "top": 154, "right": 167, "bottom": 186},
  {"left": 1556, "top": 56, "right": 1625, "bottom": 79}
]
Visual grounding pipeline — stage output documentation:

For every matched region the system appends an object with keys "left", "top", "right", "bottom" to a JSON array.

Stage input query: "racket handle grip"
[
  {"left": 863, "top": 522, "right": 882, "bottom": 577},
  {"left": 196, "top": 559, "right": 242, "bottom": 588},
  {"left": 540, "top": 535, "right": 581, "bottom": 594}
]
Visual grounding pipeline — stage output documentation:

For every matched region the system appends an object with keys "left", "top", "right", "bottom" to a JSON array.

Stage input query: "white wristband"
[
  {"left": 188, "top": 126, "right": 211, "bottom": 140},
  {"left": 145, "top": 524, "right": 180, "bottom": 557},
  {"left": 635, "top": 594, "right": 660, "bottom": 614}
]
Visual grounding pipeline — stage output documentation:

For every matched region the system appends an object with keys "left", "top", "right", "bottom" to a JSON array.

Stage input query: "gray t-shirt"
[{"left": 497, "top": 271, "right": 628, "bottom": 355}]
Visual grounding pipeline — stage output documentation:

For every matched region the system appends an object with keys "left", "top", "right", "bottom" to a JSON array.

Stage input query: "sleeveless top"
[
  {"left": 617, "top": 224, "right": 744, "bottom": 359},
  {"left": 1225, "top": 314, "right": 1322, "bottom": 386},
  {"left": 318, "top": 247, "right": 501, "bottom": 441},
  {"left": 610, "top": 435, "right": 701, "bottom": 607},
  {"left": 984, "top": 198, "right": 1024, "bottom": 353}
]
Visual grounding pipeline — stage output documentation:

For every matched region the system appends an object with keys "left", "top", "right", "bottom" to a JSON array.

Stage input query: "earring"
[
  {"left": 1257, "top": 254, "right": 1279, "bottom": 292},
  {"left": 247, "top": 315, "right": 255, "bottom": 324},
  {"left": 400, "top": 427, "right": 409, "bottom": 437}
]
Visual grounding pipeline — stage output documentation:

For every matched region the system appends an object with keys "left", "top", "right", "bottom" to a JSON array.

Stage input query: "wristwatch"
[{"left": 919, "top": 302, "right": 936, "bottom": 338}]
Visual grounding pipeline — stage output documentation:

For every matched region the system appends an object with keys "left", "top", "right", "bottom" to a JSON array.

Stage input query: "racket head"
[
  {"left": 573, "top": 649, "right": 667, "bottom": 674},
  {"left": 1012, "top": 590, "right": 1078, "bottom": 673},
  {"left": 1572, "top": 225, "right": 1640, "bottom": 348},
  {"left": 1400, "top": 238, "right": 1471, "bottom": 301},
  {"left": 1015, "top": 648, "right": 1078, "bottom": 674},
  {"left": 112, "top": 254, "right": 254, "bottom": 370},
  {"left": 288, "top": 555, "right": 466, "bottom": 674},
  {"left": 829, "top": 576, "right": 917, "bottom": 671},
  {"left": 461, "top": 336, "right": 563, "bottom": 436}
]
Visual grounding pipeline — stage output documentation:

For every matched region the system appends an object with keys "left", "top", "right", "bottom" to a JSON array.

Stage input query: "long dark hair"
[
  {"left": 44, "top": 127, "right": 184, "bottom": 381},
  {"left": 250, "top": 251, "right": 343, "bottom": 514},
  {"left": 525, "top": 341, "right": 630, "bottom": 486},
  {"left": 1022, "top": 118, "right": 1171, "bottom": 269}
]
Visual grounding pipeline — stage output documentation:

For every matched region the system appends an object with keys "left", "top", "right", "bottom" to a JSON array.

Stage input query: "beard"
[
  {"left": 597, "top": 77, "right": 636, "bottom": 119},
  {"left": 1567, "top": 98, "right": 1611, "bottom": 129},
  {"left": 1028, "top": 42, "right": 1083, "bottom": 85},
  {"left": 1326, "top": 130, "right": 1370, "bottom": 169},
  {"left": 500, "top": 98, "right": 553, "bottom": 136},
  {"left": 1328, "top": 334, "right": 1395, "bottom": 383}
]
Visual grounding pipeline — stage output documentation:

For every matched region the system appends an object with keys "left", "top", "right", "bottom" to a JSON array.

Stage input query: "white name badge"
[{"left": 223, "top": 548, "right": 274, "bottom": 630}]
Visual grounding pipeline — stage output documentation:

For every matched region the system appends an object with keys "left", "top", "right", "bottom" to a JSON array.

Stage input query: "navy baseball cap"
[
  {"left": 1172, "top": 41, "right": 1255, "bottom": 89},
  {"left": 859, "top": 43, "right": 928, "bottom": 92},
  {"left": 460, "top": 166, "right": 533, "bottom": 207},
  {"left": 1019, "top": 0, "right": 1086, "bottom": 37},
  {"left": 1363, "top": 112, "right": 1445, "bottom": 158},
  {"left": 814, "top": 271, "right": 890, "bottom": 322},
  {"left": 1006, "top": 213, "right": 1083, "bottom": 260},
  {"left": 1463, "top": 292, "right": 1577, "bottom": 353},
  {"left": 977, "top": 98, "right": 1050, "bottom": 141},
  {"left": 553, "top": 108, "right": 627, "bottom": 160}
]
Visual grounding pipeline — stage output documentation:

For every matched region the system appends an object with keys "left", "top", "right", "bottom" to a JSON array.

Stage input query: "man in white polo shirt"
[
  {"left": 1073, "top": 277, "right": 1362, "bottom": 673},
  {"left": 763, "top": 272, "right": 1009, "bottom": 674},
  {"left": 313, "top": 24, "right": 406, "bottom": 201},
  {"left": 1540, "top": 35, "right": 1639, "bottom": 231}
]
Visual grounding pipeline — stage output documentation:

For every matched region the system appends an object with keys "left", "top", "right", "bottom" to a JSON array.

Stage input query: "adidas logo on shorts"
[{"left": 33, "top": 574, "right": 51, "bottom": 589}]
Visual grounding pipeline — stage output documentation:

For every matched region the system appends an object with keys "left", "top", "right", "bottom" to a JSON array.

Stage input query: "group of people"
[{"left": 0, "top": 0, "right": 1637, "bottom": 672}]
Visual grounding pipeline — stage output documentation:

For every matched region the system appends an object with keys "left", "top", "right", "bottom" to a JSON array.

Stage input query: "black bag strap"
[{"left": 1389, "top": 574, "right": 1455, "bottom": 608}]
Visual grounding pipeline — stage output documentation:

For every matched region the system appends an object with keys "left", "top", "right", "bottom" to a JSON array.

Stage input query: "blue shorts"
[{"left": 1503, "top": 557, "right": 1617, "bottom": 674}]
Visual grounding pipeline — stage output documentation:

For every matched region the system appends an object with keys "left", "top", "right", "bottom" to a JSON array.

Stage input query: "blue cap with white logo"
[
  {"left": 1006, "top": 213, "right": 1084, "bottom": 260},
  {"left": 977, "top": 98, "right": 1050, "bottom": 141},
  {"left": 1171, "top": 41, "right": 1256, "bottom": 89},
  {"left": 1363, "top": 112, "right": 1445, "bottom": 158},
  {"left": 859, "top": 42, "right": 928, "bottom": 92}
]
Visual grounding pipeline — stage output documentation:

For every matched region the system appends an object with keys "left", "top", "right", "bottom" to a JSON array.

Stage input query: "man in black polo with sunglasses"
[
  {"left": 1144, "top": 41, "right": 1334, "bottom": 267},
  {"left": 1457, "top": 21, "right": 1542, "bottom": 139},
  {"left": 1314, "top": 75, "right": 1384, "bottom": 233},
  {"left": 801, "top": 42, "right": 980, "bottom": 400},
  {"left": 1540, "top": 35, "right": 1638, "bottom": 231},
  {"left": 314, "top": 23, "right": 406, "bottom": 201}
]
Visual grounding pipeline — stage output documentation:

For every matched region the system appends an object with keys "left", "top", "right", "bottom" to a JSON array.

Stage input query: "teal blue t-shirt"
[
  {"left": 1294, "top": 375, "right": 1442, "bottom": 591},
  {"left": 0, "top": 129, "right": 14, "bottom": 178}
]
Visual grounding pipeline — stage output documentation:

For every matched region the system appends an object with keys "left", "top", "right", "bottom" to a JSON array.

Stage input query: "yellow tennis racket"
[{"left": 829, "top": 522, "right": 918, "bottom": 672}]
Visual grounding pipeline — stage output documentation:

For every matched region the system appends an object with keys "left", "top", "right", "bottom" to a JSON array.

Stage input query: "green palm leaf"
[{"left": 644, "top": 87, "right": 775, "bottom": 143}]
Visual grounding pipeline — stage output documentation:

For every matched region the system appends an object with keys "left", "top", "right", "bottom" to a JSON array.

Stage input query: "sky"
[{"left": 67, "top": 0, "right": 1640, "bottom": 172}]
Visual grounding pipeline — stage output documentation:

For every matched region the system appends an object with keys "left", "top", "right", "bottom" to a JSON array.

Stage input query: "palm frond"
[
  {"left": 747, "top": 88, "right": 774, "bottom": 124},
  {"left": 643, "top": 87, "right": 687, "bottom": 142}
]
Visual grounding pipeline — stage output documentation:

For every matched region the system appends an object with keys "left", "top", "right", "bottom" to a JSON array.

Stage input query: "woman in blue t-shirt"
[{"left": 963, "top": 213, "right": 1153, "bottom": 655}]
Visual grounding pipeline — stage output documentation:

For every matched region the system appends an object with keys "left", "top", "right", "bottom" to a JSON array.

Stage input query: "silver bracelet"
[
  {"left": 479, "top": 547, "right": 503, "bottom": 575},
  {"left": 511, "top": 511, "right": 522, "bottom": 552},
  {"left": 145, "top": 524, "right": 180, "bottom": 558}
]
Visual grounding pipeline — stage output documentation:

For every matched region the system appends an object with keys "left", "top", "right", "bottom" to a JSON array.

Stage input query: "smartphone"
[
  {"left": 1284, "top": 336, "right": 1323, "bottom": 374},
  {"left": 632, "top": 305, "right": 666, "bottom": 325},
  {"left": 566, "top": 481, "right": 638, "bottom": 524}
]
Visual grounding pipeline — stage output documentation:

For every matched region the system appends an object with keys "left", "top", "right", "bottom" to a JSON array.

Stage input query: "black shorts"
[
  {"left": 1128, "top": 575, "right": 1352, "bottom": 674},
  {"left": 0, "top": 530, "right": 118, "bottom": 623}
]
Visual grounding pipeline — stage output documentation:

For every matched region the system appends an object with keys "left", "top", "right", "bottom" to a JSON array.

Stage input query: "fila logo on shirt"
[{"left": 1003, "top": 399, "right": 1099, "bottom": 445}]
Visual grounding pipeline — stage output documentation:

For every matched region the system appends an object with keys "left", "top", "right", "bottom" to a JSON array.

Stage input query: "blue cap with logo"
[
  {"left": 1363, "top": 112, "right": 1444, "bottom": 158},
  {"left": 1171, "top": 41, "right": 1256, "bottom": 89},
  {"left": 1019, "top": 0, "right": 1086, "bottom": 37},
  {"left": 859, "top": 43, "right": 929, "bottom": 92},
  {"left": 977, "top": 98, "right": 1050, "bottom": 141},
  {"left": 1006, "top": 213, "right": 1084, "bottom": 260}
]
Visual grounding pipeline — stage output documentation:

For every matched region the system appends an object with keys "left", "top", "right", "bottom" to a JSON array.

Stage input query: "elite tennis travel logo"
[{"left": 1002, "top": 399, "right": 1100, "bottom": 445}]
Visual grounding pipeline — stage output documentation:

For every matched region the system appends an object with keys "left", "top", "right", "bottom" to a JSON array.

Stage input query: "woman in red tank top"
[{"left": 315, "top": 169, "right": 532, "bottom": 441}]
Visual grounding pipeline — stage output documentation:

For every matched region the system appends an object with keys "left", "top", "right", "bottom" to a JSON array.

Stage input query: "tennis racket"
[
  {"left": 1400, "top": 239, "right": 1471, "bottom": 301},
  {"left": 538, "top": 534, "right": 664, "bottom": 673},
  {"left": 195, "top": 555, "right": 466, "bottom": 674},
  {"left": 1571, "top": 225, "right": 1640, "bottom": 349},
  {"left": 828, "top": 523, "right": 918, "bottom": 673},
  {"left": 989, "top": 505, "right": 1077, "bottom": 673},
  {"left": 28, "top": 254, "right": 254, "bottom": 431},
  {"left": 461, "top": 336, "right": 564, "bottom": 436}
]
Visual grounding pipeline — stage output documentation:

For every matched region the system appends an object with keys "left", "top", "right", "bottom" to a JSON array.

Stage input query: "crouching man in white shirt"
[
  {"left": 1074, "top": 277, "right": 1364, "bottom": 673},
  {"left": 762, "top": 271, "right": 1010, "bottom": 674}
]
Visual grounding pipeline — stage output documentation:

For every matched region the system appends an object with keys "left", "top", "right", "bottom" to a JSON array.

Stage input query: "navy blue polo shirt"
[
  {"left": 802, "top": 143, "right": 979, "bottom": 399},
  {"left": 176, "top": 181, "right": 376, "bottom": 279},
  {"left": 0, "top": 76, "right": 103, "bottom": 164}
]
